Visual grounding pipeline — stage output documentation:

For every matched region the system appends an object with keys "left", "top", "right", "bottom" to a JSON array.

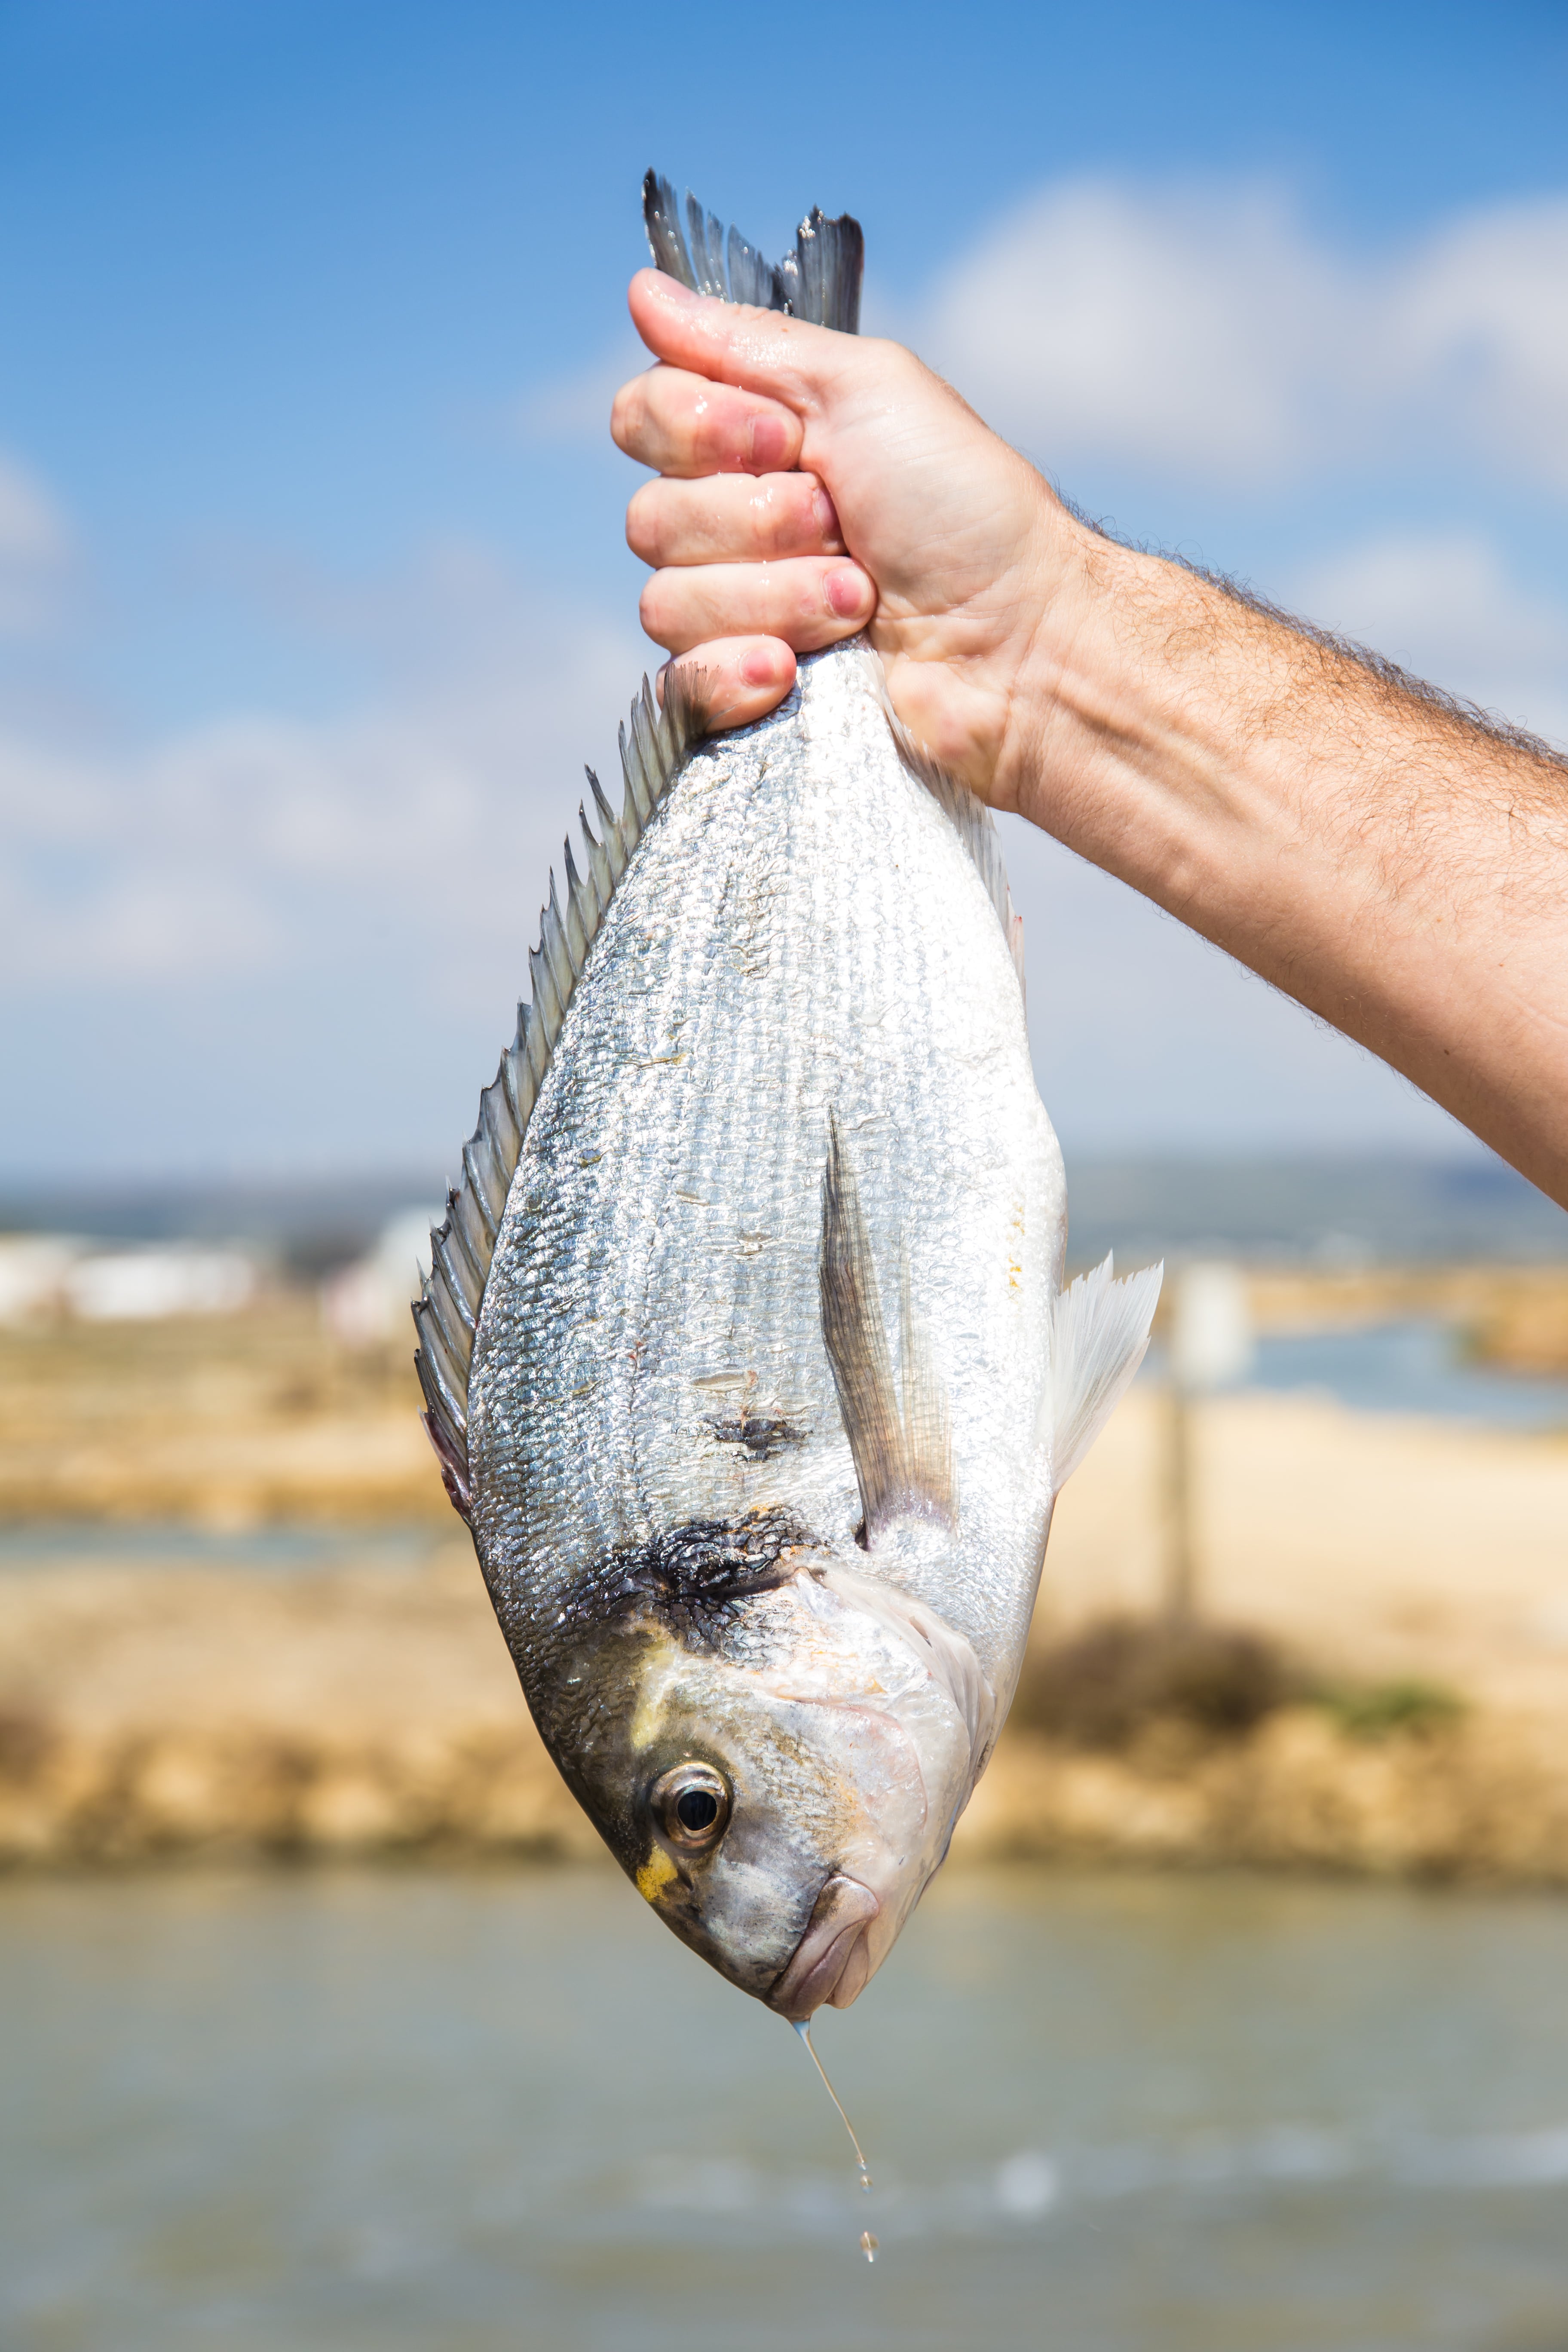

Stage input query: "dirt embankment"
[
  {"left": 1246, "top": 1263, "right": 1568, "bottom": 1374},
  {"left": 0, "top": 1303, "right": 450, "bottom": 1528},
  {"left": 3, "top": 1549, "right": 1566, "bottom": 1882},
  {"left": 2, "top": 1296, "right": 1567, "bottom": 1879}
]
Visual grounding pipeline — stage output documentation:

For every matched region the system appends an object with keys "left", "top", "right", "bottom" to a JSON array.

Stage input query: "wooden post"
[{"left": 1164, "top": 1373, "right": 1197, "bottom": 1622}]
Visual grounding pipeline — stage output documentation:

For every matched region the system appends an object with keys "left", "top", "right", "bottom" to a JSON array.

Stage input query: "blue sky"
[{"left": 1, "top": 0, "right": 1565, "bottom": 1181}]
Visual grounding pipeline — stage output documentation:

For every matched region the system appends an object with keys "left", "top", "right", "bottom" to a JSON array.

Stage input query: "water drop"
[
  {"left": 860, "top": 2230, "right": 879, "bottom": 2263},
  {"left": 792, "top": 2019, "right": 872, "bottom": 2185}
]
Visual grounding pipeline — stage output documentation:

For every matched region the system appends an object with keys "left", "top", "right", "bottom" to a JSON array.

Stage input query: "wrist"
[{"left": 1001, "top": 530, "right": 1290, "bottom": 908}]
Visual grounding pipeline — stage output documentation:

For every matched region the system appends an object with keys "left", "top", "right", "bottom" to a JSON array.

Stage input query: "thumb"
[{"left": 626, "top": 267, "right": 856, "bottom": 418}]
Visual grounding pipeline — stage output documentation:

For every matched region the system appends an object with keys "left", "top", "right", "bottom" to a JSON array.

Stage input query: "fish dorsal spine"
[{"left": 412, "top": 666, "right": 710, "bottom": 1518}]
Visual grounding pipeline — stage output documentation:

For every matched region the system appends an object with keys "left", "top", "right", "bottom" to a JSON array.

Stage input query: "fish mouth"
[{"left": 767, "top": 1874, "right": 882, "bottom": 2020}]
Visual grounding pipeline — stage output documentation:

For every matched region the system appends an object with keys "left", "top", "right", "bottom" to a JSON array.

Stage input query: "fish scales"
[
  {"left": 471, "top": 646, "right": 1058, "bottom": 1692},
  {"left": 415, "top": 175, "right": 1159, "bottom": 2018}
]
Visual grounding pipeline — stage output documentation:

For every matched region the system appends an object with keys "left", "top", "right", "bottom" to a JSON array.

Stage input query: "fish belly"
[{"left": 469, "top": 646, "right": 1065, "bottom": 1693}]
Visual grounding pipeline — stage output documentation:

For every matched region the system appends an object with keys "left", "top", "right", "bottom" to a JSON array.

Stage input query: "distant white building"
[
  {"left": 66, "top": 1248, "right": 258, "bottom": 1322},
  {"left": 321, "top": 1210, "right": 435, "bottom": 1348},
  {"left": 0, "top": 1235, "right": 259, "bottom": 1325},
  {"left": 0, "top": 1235, "right": 87, "bottom": 1323}
]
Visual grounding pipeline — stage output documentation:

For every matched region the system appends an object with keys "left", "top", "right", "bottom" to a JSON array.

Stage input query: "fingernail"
[
  {"left": 653, "top": 275, "right": 699, "bottom": 305},
  {"left": 740, "top": 647, "right": 784, "bottom": 687},
  {"left": 826, "top": 569, "right": 870, "bottom": 619},
  {"left": 813, "top": 487, "right": 842, "bottom": 545}
]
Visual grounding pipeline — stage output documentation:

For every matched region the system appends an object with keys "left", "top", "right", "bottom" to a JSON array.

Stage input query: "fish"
[{"left": 413, "top": 174, "right": 1160, "bottom": 2021}]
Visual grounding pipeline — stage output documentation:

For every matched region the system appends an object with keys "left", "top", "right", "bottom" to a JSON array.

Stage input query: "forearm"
[
  {"left": 1009, "top": 528, "right": 1568, "bottom": 1204},
  {"left": 612, "top": 279, "right": 1568, "bottom": 1199}
]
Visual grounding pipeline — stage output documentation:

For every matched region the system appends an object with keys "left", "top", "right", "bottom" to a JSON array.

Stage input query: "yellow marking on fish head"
[
  {"left": 628, "top": 1630, "right": 690, "bottom": 1752},
  {"left": 636, "top": 1845, "right": 679, "bottom": 1905}
]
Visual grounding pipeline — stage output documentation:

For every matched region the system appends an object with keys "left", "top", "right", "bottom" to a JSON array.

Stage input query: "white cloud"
[
  {"left": 0, "top": 546, "right": 646, "bottom": 992},
  {"left": 916, "top": 181, "right": 1568, "bottom": 489},
  {"left": 1004, "top": 812, "right": 1475, "bottom": 1156},
  {"left": 0, "top": 449, "right": 72, "bottom": 634},
  {"left": 1286, "top": 532, "right": 1568, "bottom": 749},
  {"left": 516, "top": 339, "right": 648, "bottom": 444}
]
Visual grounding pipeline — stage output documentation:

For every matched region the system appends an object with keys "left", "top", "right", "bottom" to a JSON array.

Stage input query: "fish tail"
[{"left": 642, "top": 169, "right": 864, "bottom": 334}]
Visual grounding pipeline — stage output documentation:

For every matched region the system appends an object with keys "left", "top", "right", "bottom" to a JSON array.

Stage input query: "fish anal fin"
[
  {"left": 818, "top": 1117, "right": 954, "bottom": 1546},
  {"left": 1047, "top": 1254, "right": 1163, "bottom": 1488}
]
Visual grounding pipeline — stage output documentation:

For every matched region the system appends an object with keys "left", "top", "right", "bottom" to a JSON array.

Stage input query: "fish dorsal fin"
[
  {"left": 642, "top": 169, "right": 864, "bottom": 334},
  {"left": 874, "top": 677, "right": 1027, "bottom": 999},
  {"left": 413, "top": 668, "right": 711, "bottom": 1520},
  {"left": 818, "top": 1114, "right": 954, "bottom": 1546},
  {"left": 1044, "top": 1253, "right": 1164, "bottom": 1488}
]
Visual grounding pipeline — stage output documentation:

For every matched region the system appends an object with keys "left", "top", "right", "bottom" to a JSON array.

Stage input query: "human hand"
[
  {"left": 610, "top": 270, "right": 1100, "bottom": 810},
  {"left": 608, "top": 273, "right": 1568, "bottom": 1210}
]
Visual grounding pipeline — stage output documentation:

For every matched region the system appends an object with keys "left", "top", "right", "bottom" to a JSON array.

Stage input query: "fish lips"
[{"left": 767, "top": 1873, "right": 882, "bottom": 2020}]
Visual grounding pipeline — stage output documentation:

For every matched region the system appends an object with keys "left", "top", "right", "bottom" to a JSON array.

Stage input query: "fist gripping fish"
[{"left": 415, "top": 177, "right": 1159, "bottom": 2021}]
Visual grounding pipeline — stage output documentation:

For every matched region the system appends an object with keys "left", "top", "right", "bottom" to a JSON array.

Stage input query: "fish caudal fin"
[
  {"left": 643, "top": 170, "right": 864, "bottom": 334},
  {"left": 1047, "top": 1255, "right": 1163, "bottom": 1489}
]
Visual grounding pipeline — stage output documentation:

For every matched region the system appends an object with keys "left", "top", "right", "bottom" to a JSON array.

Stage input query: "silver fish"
[{"left": 414, "top": 180, "right": 1159, "bottom": 2021}]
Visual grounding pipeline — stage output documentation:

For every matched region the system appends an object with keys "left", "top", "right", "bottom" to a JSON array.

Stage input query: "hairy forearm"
[
  {"left": 1009, "top": 528, "right": 1568, "bottom": 1204},
  {"left": 611, "top": 278, "right": 1568, "bottom": 1197}
]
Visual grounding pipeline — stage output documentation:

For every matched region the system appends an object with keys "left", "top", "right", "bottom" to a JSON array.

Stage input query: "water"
[
  {"left": 0, "top": 1521, "right": 441, "bottom": 1577},
  {"left": 1249, "top": 1318, "right": 1568, "bottom": 1430},
  {"left": 5, "top": 1865, "right": 1568, "bottom": 2351},
  {"left": 793, "top": 2018, "right": 874, "bottom": 2199},
  {"left": 1136, "top": 1317, "right": 1568, "bottom": 1432}
]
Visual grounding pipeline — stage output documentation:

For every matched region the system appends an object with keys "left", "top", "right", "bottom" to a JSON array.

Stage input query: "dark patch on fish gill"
[{"left": 565, "top": 1507, "right": 824, "bottom": 1645}]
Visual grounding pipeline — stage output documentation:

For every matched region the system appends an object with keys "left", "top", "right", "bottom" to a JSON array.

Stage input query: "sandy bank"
[
  {"left": 2, "top": 1553, "right": 1565, "bottom": 1880},
  {"left": 3, "top": 1369, "right": 1566, "bottom": 1879}
]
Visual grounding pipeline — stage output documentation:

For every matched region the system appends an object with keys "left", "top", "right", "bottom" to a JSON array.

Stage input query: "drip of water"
[
  {"left": 793, "top": 2018, "right": 874, "bottom": 2193},
  {"left": 860, "top": 2231, "right": 879, "bottom": 2263}
]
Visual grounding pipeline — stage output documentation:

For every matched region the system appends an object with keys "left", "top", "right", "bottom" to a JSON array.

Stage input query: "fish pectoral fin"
[
  {"left": 818, "top": 1116, "right": 953, "bottom": 1545},
  {"left": 1045, "top": 1253, "right": 1163, "bottom": 1488}
]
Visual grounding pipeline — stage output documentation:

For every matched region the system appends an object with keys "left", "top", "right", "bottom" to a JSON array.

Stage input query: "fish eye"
[{"left": 650, "top": 1761, "right": 731, "bottom": 1855}]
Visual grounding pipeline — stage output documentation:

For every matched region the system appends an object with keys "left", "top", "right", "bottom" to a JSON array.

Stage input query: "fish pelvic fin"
[
  {"left": 818, "top": 1114, "right": 954, "bottom": 1546},
  {"left": 1046, "top": 1253, "right": 1163, "bottom": 1489},
  {"left": 642, "top": 169, "right": 864, "bottom": 334},
  {"left": 414, "top": 664, "right": 713, "bottom": 1522}
]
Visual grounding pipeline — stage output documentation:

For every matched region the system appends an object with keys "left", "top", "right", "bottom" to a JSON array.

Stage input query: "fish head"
[{"left": 536, "top": 1519, "right": 993, "bottom": 2018}]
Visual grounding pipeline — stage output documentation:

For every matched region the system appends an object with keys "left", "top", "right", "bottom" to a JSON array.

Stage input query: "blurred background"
[{"left": 3, "top": 4, "right": 1568, "bottom": 2348}]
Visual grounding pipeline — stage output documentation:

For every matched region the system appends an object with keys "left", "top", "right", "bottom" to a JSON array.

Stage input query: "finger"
[
  {"left": 627, "top": 473, "right": 843, "bottom": 569},
  {"left": 611, "top": 363, "right": 802, "bottom": 479},
  {"left": 659, "top": 638, "right": 796, "bottom": 733},
  {"left": 640, "top": 557, "right": 876, "bottom": 658},
  {"left": 627, "top": 268, "right": 858, "bottom": 414}
]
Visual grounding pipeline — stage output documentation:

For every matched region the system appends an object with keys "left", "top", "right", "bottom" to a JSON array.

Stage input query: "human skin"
[{"left": 609, "top": 268, "right": 1568, "bottom": 1210}]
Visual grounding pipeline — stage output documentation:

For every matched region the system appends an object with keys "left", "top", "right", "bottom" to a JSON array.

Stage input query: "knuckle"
[
  {"left": 625, "top": 486, "right": 663, "bottom": 563},
  {"left": 637, "top": 575, "right": 668, "bottom": 635},
  {"left": 610, "top": 380, "right": 650, "bottom": 454}
]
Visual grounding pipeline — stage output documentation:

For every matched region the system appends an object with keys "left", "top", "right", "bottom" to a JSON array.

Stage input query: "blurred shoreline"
[{"left": 3, "top": 1287, "right": 1567, "bottom": 1882}]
